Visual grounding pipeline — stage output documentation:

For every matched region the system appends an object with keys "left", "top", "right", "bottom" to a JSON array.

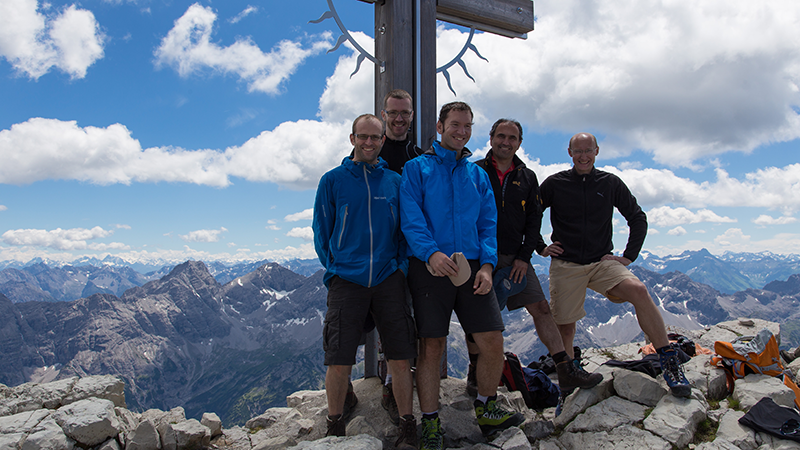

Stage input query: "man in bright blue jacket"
[
  {"left": 400, "top": 102, "right": 524, "bottom": 449},
  {"left": 313, "top": 114, "right": 417, "bottom": 449}
]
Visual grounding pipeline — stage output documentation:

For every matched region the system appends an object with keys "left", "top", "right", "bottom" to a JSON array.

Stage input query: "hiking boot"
[
  {"left": 395, "top": 415, "right": 418, "bottom": 450},
  {"left": 465, "top": 363, "right": 478, "bottom": 397},
  {"left": 420, "top": 416, "right": 443, "bottom": 450},
  {"left": 474, "top": 397, "right": 525, "bottom": 437},
  {"left": 556, "top": 357, "right": 603, "bottom": 391},
  {"left": 325, "top": 414, "right": 346, "bottom": 437},
  {"left": 382, "top": 383, "right": 400, "bottom": 425},
  {"left": 659, "top": 345, "right": 692, "bottom": 398},
  {"left": 341, "top": 382, "right": 358, "bottom": 421}
]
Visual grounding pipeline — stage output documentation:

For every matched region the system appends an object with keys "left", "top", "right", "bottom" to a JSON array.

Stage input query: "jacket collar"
[
  {"left": 570, "top": 166, "right": 597, "bottom": 179},
  {"left": 483, "top": 149, "right": 526, "bottom": 170},
  {"left": 341, "top": 155, "right": 388, "bottom": 175},
  {"left": 430, "top": 141, "right": 472, "bottom": 164}
]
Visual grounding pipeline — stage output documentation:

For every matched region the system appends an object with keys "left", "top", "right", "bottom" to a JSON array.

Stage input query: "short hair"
[
  {"left": 438, "top": 101, "right": 473, "bottom": 124},
  {"left": 489, "top": 119, "right": 523, "bottom": 142},
  {"left": 383, "top": 89, "right": 413, "bottom": 109},
  {"left": 352, "top": 114, "right": 385, "bottom": 135},
  {"left": 568, "top": 132, "right": 598, "bottom": 149}
]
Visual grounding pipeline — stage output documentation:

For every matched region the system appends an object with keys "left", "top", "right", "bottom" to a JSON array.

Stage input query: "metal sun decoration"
[{"left": 309, "top": 0, "right": 488, "bottom": 96}]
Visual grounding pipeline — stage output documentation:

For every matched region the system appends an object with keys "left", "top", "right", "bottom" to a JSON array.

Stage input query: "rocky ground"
[{"left": 3, "top": 318, "right": 800, "bottom": 449}]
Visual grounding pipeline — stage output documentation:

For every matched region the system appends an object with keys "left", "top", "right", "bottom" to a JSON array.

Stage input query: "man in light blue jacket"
[
  {"left": 400, "top": 102, "right": 524, "bottom": 450},
  {"left": 313, "top": 114, "right": 417, "bottom": 449}
]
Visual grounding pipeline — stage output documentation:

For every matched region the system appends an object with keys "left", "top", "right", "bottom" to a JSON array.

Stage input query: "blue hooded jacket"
[
  {"left": 313, "top": 156, "right": 405, "bottom": 288},
  {"left": 400, "top": 141, "right": 498, "bottom": 268}
]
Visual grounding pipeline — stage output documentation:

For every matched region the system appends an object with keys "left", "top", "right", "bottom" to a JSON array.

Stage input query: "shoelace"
[
  {"left": 662, "top": 354, "right": 686, "bottom": 382},
  {"left": 482, "top": 401, "right": 513, "bottom": 419}
]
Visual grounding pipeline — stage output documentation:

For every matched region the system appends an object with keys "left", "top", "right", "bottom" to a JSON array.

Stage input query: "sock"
[
  {"left": 385, "top": 374, "right": 393, "bottom": 385},
  {"left": 422, "top": 411, "right": 438, "bottom": 420},
  {"left": 469, "top": 352, "right": 479, "bottom": 366},
  {"left": 656, "top": 344, "right": 673, "bottom": 354},
  {"left": 552, "top": 351, "right": 568, "bottom": 364},
  {"left": 477, "top": 394, "right": 489, "bottom": 404},
  {"left": 328, "top": 413, "right": 342, "bottom": 421}
]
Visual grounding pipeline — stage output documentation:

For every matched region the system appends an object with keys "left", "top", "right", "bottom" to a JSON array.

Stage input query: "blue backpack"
[{"left": 500, "top": 351, "right": 561, "bottom": 411}]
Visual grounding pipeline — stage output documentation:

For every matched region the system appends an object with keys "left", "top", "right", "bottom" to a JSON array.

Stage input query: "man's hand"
[
  {"left": 601, "top": 254, "right": 632, "bottom": 266},
  {"left": 509, "top": 259, "right": 528, "bottom": 283},
  {"left": 428, "top": 251, "right": 459, "bottom": 277},
  {"left": 473, "top": 263, "right": 493, "bottom": 295},
  {"left": 540, "top": 241, "right": 563, "bottom": 258}
]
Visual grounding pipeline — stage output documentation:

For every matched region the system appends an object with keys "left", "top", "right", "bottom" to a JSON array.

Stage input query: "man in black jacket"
[
  {"left": 537, "top": 132, "right": 691, "bottom": 397},
  {"left": 469, "top": 119, "right": 602, "bottom": 396},
  {"left": 380, "top": 89, "right": 423, "bottom": 175}
]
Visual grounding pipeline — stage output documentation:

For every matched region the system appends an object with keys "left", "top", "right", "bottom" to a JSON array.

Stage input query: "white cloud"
[
  {"left": 115, "top": 224, "right": 131, "bottom": 229},
  {"left": 0, "top": 0, "right": 104, "bottom": 79},
  {"left": 154, "top": 3, "right": 332, "bottom": 95},
  {"left": 647, "top": 206, "right": 737, "bottom": 227},
  {"left": 179, "top": 227, "right": 227, "bottom": 243},
  {"left": 228, "top": 5, "right": 258, "bottom": 24},
  {"left": 284, "top": 209, "right": 313, "bottom": 222},
  {"left": 0, "top": 226, "right": 125, "bottom": 250},
  {"left": 286, "top": 227, "right": 313, "bottom": 241},
  {"left": 432, "top": 0, "right": 800, "bottom": 166},
  {"left": 714, "top": 228, "right": 751, "bottom": 247},
  {"left": 667, "top": 226, "right": 687, "bottom": 236},
  {"left": 0, "top": 205, "right": 6, "bottom": 211},
  {"left": 265, "top": 225, "right": 280, "bottom": 231},
  {"left": 753, "top": 214, "right": 798, "bottom": 226}
]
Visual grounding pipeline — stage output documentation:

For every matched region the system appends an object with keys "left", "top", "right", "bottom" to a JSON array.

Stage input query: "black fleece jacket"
[
  {"left": 537, "top": 167, "right": 647, "bottom": 264},
  {"left": 476, "top": 150, "right": 542, "bottom": 262}
]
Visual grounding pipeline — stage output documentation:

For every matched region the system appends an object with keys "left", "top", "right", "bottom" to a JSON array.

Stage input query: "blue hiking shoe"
[{"left": 659, "top": 344, "right": 691, "bottom": 397}]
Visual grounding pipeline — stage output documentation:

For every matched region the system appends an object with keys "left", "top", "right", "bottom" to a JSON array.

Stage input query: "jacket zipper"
[
  {"left": 338, "top": 206, "right": 348, "bottom": 249},
  {"left": 363, "top": 165, "right": 374, "bottom": 287}
]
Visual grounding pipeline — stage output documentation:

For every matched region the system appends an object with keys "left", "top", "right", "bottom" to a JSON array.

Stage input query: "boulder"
[
  {"left": 52, "top": 398, "right": 120, "bottom": 447},
  {"left": 733, "top": 374, "right": 796, "bottom": 410},
  {"left": 643, "top": 390, "right": 708, "bottom": 448},
  {"left": 126, "top": 419, "right": 161, "bottom": 450},
  {"left": 201, "top": 412, "right": 222, "bottom": 437},
  {"left": 613, "top": 368, "right": 668, "bottom": 406}
]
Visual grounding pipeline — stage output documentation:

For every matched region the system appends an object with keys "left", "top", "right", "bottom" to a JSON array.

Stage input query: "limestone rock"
[
  {"left": 126, "top": 419, "right": 161, "bottom": 450},
  {"left": 557, "top": 424, "right": 672, "bottom": 450},
  {"left": 565, "top": 396, "right": 647, "bottom": 433},
  {"left": 613, "top": 368, "right": 668, "bottom": 406},
  {"left": 201, "top": 412, "right": 222, "bottom": 437},
  {"left": 19, "top": 417, "right": 74, "bottom": 450},
  {"left": 733, "top": 374, "right": 796, "bottom": 410},
  {"left": 643, "top": 391, "right": 708, "bottom": 448},
  {"left": 715, "top": 409, "right": 755, "bottom": 450},
  {"left": 553, "top": 365, "right": 615, "bottom": 427},
  {"left": 286, "top": 434, "right": 382, "bottom": 449},
  {"left": 172, "top": 419, "right": 210, "bottom": 450},
  {"left": 52, "top": 398, "right": 120, "bottom": 447}
]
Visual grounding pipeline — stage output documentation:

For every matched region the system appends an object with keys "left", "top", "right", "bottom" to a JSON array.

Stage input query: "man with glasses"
[
  {"left": 313, "top": 114, "right": 418, "bottom": 449},
  {"left": 468, "top": 120, "right": 602, "bottom": 399},
  {"left": 380, "top": 89, "right": 423, "bottom": 175},
  {"left": 401, "top": 102, "right": 524, "bottom": 450},
  {"left": 537, "top": 132, "right": 692, "bottom": 399}
]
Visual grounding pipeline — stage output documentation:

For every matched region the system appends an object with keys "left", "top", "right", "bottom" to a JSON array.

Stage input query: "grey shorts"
[
  {"left": 407, "top": 257, "right": 505, "bottom": 338},
  {"left": 496, "top": 254, "right": 547, "bottom": 311},
  {"left": 323, "top": 270, "right": 417, "bottom": 365}
]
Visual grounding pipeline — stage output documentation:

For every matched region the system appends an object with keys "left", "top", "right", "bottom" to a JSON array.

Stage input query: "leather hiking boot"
[
  {"left": 465, "top": 363, "right": 478, "bottom": 397},
  {"left": 474, "top": 397, "right": 525, "bottom": 437},
  {"left": 659, "top": 345, "right": 692, "bottom": 398},
  {"left": 556, "top": 357, "right": 603, "bottom": 391},
  {"left": 382, "top": 383, "right": 400, "bottom": 425},
  {"left": 395, "top": 415, "right": 418, "bottom": 450},
  {"left": 342, "top": 382, "right": 358, "bottom": 421},
  {"left": 325, "top": 414, "right": 346, "bottom": 437},
  {"left": 420, "top": 416, "right": 443, "bottom": 450}
]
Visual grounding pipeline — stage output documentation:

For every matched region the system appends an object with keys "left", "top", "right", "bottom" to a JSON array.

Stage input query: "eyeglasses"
[
  {"left": 384, "top": 110, "right": 412, "bottom": 119},
  {"left": 570, "top": 148, "right": 597, "bottom": 155},
  {"left": 355, "top": 134, "right": 383, "bottom": 142}
]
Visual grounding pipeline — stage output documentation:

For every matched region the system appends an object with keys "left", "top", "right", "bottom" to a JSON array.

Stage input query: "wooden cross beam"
[
  {"left": 355, "top": 0, "right": 534, "bottom": 379},
  {"left": 362, "top": 0, "right": 533, "bottom": 151}
]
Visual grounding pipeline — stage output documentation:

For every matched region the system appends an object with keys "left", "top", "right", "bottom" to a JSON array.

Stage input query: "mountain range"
[{"left": 1, "top": 250, "right": 800, "bottom": 426}]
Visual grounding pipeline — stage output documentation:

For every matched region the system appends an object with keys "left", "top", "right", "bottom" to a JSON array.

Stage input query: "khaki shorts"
[{"left": 548, "top": 258, "right": 639, "bottom": 325}]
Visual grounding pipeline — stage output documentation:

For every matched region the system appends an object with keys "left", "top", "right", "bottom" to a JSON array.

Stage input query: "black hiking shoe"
[
  {"left": 474, "top": 397, "right": 525, "bottom": 437},
  {"left": 325, "top": 414, "right": 346, "bottom": 437},
  {"left": 382, "top": 383, "right": 400, "bottom": 425},
  {"left": 395, "top": 415, "right": 418, "bottom": 450},
  {"left": 465, "top": 363, "right": 478, "bottom": 397},
  {"left": 556, "top": 357, "right": 603, "bottom": 391},
  {"left": 659, "top": 344, "right": 692, "bottom": 398}
]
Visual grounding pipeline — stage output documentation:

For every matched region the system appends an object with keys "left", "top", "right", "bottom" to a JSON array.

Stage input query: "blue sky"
[{"left": 1, "top": 0, "right": 799, "bottom": 267}]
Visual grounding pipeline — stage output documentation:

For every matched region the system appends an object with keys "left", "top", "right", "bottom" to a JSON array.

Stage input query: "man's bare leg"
[
  {"left": 386, "top": 359, "right": 413, "bottom": 416},
  {"left": 325, "top": 365, "right": 351, "bottom": 416},
  {"left": 416, "top": 337, "right": 446, "bottom": 413}
]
